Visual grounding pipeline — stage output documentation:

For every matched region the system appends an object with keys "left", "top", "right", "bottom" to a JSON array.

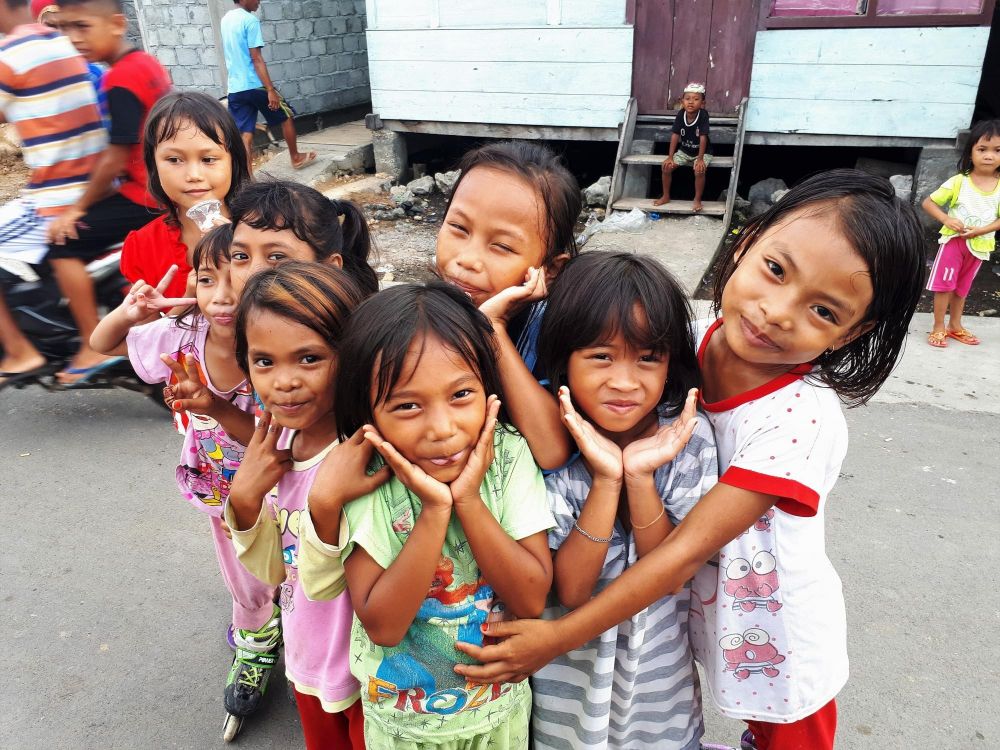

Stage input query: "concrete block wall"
[{"left": 126, "top": 0, "right": 370, "bottom": 116}]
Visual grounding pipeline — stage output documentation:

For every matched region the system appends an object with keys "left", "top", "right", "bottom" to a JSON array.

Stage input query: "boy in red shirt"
[{"left": 45, "top": 0, "right": 170, "bottom": 384}]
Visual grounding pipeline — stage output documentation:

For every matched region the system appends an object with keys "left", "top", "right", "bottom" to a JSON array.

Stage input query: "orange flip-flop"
[
  {"left": 947, "top": 328, "right": 980, "bottom": 345},
  {"left": 292, "top": 152, "right": 317, "bottom": 170},
  {"left": 927, "top": 331, "right": 948, "bottom": 348}
]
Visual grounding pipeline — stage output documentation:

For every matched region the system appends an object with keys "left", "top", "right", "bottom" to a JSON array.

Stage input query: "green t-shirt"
[
  {"left": 343, "top": 427, "right": 553, "bottom": 743},
  {"left": 931, "top": 173, "right": 1000, "bottom": 260}
]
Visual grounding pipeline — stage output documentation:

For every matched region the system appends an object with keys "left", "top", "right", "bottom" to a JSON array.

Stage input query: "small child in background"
[
  {"left": 531, "top": 252, "right": 717, "bottom": 750},
  {"left": 654, "top": 82, "right": 712, "bottom": 212},
  {"left": 922, "top": 118, "right": 1000, "bottom": 348},
  {"left": 225, "top": 263, "right": 369, "bottom": 747}
]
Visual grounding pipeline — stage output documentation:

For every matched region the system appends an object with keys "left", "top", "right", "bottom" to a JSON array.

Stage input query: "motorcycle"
[{"left": 0, "top": 247, "right": 167, "bottom": 408}]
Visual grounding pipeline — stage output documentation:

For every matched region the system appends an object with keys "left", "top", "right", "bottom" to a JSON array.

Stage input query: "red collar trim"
[{"left": 698, "top": 318, "right": 812, "bottom": 413}]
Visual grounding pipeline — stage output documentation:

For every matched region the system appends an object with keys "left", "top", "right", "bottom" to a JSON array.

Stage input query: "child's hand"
[
  {"left": 960, "top": 225, "right": 980, "bottom": 238},
  {"left": 451, "top": 395, "right": 501, "bottom": 507},
  {"left": 477, "top": 267, "right": 548, "bottom": 326},
  {"left": 945, "top": 217, "right": 967, "bottom": 233},
  {"left": 123, "top": 266, "right": 196, "bottom": 322},
  {"left": 694, "top": 157, "right": 707, "bottom": 176},
  {"left": 363, "top": 426, "right": 453, "bottom": 512},
  {"left": 558, "top": 386, "right": 623, "bottom": 483},
  {"left": 308, "top": 427, "right": 392, "bottom": 522},
  {"left": 160, "top": 352, "right": 216, "bottom": 415},
  {"left": 230, "top": 411, "right": 293, "bottom": 509},
  {"left": 622, "top": 388, "right": 698, "bottom": 484},
  {"left": 219, "top": 517, "right": 233, "bottom": 540}
]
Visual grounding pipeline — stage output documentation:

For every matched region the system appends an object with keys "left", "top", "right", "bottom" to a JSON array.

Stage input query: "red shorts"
[
  {"left": 926, "top": 236, "right": 982, "bottom": 297},
  {"left": 292, "top": 687, "right": 365, "bottom": 750},
  {"left": 745, "top": 699, "right": 837, "bottom": 750}
]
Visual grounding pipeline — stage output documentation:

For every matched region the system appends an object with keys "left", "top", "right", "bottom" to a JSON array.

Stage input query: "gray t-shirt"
[{"left": 531, "top": 410, "right": 718, "bottom": 750}]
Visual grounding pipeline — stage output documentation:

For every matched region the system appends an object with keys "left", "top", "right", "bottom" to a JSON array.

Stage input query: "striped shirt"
[
  {"left": 0, "top": 24, "right": 105, "bottom": 215},
  {"left": 532, "top": 411, "right": 718, "bottom": 750}
]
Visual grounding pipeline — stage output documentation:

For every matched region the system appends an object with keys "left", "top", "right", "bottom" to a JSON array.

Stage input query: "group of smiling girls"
[{"left": 92, "top": 90, "right": 927, "bottom": 750}]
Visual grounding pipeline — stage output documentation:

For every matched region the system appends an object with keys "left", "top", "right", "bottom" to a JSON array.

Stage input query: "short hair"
[
  {"left": 538, "top": 251, "right": 699, "bottom": 415},
  {"left": 712, "top": 168, "right": 925, "bottom": 407},
  {"left": 234, "top": 262, "right": 365, "bottom": 377},
  {"left": 445, "top": 141, "right": 582, "bottom": 266},
  {"left": 55, "top": 0, "right": 123, "bottom": 11},
  {"left": 229, "top": 181, "right": 378, "bottom": 297},
  {"left": 334, "top": 282, "right": 511, "bottom": 439},
  {"left": 143, "top": 91, "right": 251, "bottom": 227},
  {"left": 6, "top": 1, "right": 31, "bottom": 11}
]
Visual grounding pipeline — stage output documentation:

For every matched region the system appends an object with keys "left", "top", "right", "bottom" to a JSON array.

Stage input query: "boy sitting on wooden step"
[{"left": 653, "top": 82, "right": 712, "bottom": 212}]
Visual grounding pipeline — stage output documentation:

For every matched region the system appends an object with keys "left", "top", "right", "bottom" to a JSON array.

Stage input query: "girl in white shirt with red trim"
[{"left": 453, "top": 169, "right": 927, "bottom": 750}]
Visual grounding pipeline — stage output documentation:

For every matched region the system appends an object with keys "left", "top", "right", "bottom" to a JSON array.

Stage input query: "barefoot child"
[
  {"left": 653, "top": 82, "right": 712, "bottom": 212},
  {"left": 531, "top": 252, "right": 717, "bottom": 750},
  {"left": 923, "top": 118, "right": 1000, "bottom": 348},
  {"left": 454, "top": 169, "right": 927, "bottom": 750}
]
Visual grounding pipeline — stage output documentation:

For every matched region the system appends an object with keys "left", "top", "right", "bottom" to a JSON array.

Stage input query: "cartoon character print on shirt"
[
  {"left": 187, "top": 411, "right": 245, "bottom": 506},
  {"left": 275, "top": 504, "right": 301, "bottom": 615},
  {"left": 720, "top": 627, "right": 786, "bottom": 680},
  {"left": 724, "top": 550, "right": 782, "bottom": 613}
]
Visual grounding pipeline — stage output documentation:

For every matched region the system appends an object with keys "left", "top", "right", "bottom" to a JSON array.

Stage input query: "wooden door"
[{"left": 630, "top": 0, "right": 760, "bottom": 115}]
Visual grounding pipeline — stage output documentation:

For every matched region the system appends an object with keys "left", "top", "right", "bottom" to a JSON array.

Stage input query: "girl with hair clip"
[
  {"left": 301, "top": 282, "right": 555, "bottom": 750},
  {"left": 227, "top": 180, "right": 378, "bottom": 298},
  {"left": 530, "top": 252, "right": 716, "bottom": 750},
  {"left": 435, "top": 141, "right": 581, "bottom": 469},
  {"left": 91, "top": 224, "right": 281, "bottom": 725},
  {"left": 120, "top": 91, "right": 252, "bottom": 300},
  {"left": 224, "top": 263, "right": 374, "bottom": 747},
  {"left": 453, "top": 169, "right": 927, "bottom": 750}
]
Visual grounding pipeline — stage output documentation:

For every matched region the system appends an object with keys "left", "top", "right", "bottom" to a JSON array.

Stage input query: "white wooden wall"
[
  {"left": 365, "top": 0, "right": 632, "bottom": 128},
  {"left": 747, "top": 27, "right": 989, "bottom": 140}
]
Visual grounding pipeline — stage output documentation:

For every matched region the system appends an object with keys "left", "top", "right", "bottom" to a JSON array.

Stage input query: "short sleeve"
[
  {"left": 297, "top": 508, "right": 349, "bottom": 601},
  {"left": 543, "top": 466, "right": 583, "bottom": 551},
  {"left": 699, "top": 111, "right": 710, "bottom": 135},
  {"left": 125, "top": 316, "right": 189, "bottom": 384},
  {"left": 719, "top": 388, "right": 841, "bottom": 517},
  {"left": 119, "top": 229, "right": 143, "bottom": 284},
  {"left": 657, "top": 415, "right": 718, "bottom": 524},
  {"left": 342, "top": 487, "right": 398, "bottom": 570},
  {"left": 225, "top": 498, "right": 286, "bottom": 586},
  {"left": 493, "top": 432, "right": 555, "bottom": 541},
  {"left": 671, "top": 112, "right": 683, "bottom": 135},
  {"left": 929, "top": 175, "right": 960, "bottom": 208},
  {"left": 0, "top": 61, "right": 15, "bottom": 113},
  {"left": 245, "top": 15, "right": 264, "bottom": 49},
  {"left": 106, "top": 86, "right": 143, "bottom": 144}
]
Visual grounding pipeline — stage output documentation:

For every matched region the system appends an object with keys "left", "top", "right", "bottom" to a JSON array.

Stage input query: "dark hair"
[
  {"left": 959, "top": 119, "right": 1000, "bottom": 174},
  {"left": 445, "top": 141, "right": 582, "bottom": 265},
  {"left": 6, "top": 1, "right": 29, "bottom": 9},
  {"left": 334, "top": 281, "right": 510, "bottom": 438},
  {"left": 173, "top": 222, "right": 235, "bottom": 327},
  {"left": 712, "top": 168, "right": 924, "bottom": 407},
  {"left": 55, "top": 0, "right": 123, "bottom": 10},
  {"left": 143, "top": 92, "right": 251, "bottom": 226},
  {"left": 229, "top": 180, "right": 378, "bottom": 296},
  {"left": 539, "top": 251, "right": 699, "bottom": 415},
  {"left": 234, "top": 262, "right": 365, "bottom": 378}
]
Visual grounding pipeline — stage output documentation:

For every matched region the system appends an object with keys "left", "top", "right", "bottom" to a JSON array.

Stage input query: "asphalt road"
[{"left": 2, "top": 322, "right": 996, "bottom": 748}]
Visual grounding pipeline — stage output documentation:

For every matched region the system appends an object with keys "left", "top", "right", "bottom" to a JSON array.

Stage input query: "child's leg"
[
  {"left": 946, "top": 246, "right": 983, "bottom": 341},
  {"left": 948, "top": 293, "right": 968, "bottom": 332},
  {"left": 744, "top": 698, "right": 837, "bottom": 750},
  {"left": 209, "top": 515, "right": 277, "bottom": 631},
  {"left": 932, "top": 291, "right": 952, "bottom": 335},
  {"left": 292, "top": 689, "right": 365, "bottom": 750},
  {"left": 653, "top": 159, "right": 677, "bottom": 206},
  {"left": 693, "top": 169, "right": 706, "bottom": 211}
]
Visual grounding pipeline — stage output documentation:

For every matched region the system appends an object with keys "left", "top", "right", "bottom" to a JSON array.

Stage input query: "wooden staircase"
[{"left": 607, "top": 98, "right": 747, "bottom": 226}]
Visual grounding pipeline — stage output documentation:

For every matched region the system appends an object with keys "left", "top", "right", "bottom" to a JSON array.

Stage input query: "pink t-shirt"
[
  {"left": 127, "top": 315, "right": 254, "bottom": 514},
  {"left": 269, "top": 440, "right": 359, "bottom": 709}
]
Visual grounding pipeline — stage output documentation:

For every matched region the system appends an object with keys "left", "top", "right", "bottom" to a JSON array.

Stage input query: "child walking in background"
[
  {"left": 435, "top": 141, "right": 581, "bottom": 469},
  {"left": 121, "top": 91, "right": 252, "bottom": 300},
  {"left": 531, "top": 252, "right": 717, "bottom": 750},
  {"left": 653, "top": 82, "right": 712, "bottom": 211},
  {"left": 923, "top": 119, "right": 1000, "bottom": 348},
  {"left": 227, "top": 180, "right": 378, "bottom": 297},
  {"left": 307, "top": 282, "right": 554, "bottom": 749},
  {"left": 224, "top": 264, "right": 370, "bottom": 747},
  {"left": 454, "top": 169, "right": 927, "bottom": 750},
  {"left": 91, "top": 226, "right": 281, "bottom": 734}
]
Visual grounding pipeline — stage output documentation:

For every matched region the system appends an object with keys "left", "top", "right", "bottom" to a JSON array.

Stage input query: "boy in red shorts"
[{"left": 45, "top": 0, "right": 170, "bottom": 384}]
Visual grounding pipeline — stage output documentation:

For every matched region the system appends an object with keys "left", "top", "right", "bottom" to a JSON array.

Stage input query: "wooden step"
[
  {"left": 611, "top": 198, "right": 726, "bottom": 216},
  {"left": 621, "top": 154, "right": 734, "bottom": 168},
  {"left": 638, "top": 112, "right": 739, "bottom": 126},
  {"left": 634, "top": 123, "right": 736, "bottom": 145}
]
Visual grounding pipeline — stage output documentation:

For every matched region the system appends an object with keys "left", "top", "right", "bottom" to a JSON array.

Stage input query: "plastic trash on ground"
[{"left": 577, "top": 207, "right": 650, "bottom": 246}]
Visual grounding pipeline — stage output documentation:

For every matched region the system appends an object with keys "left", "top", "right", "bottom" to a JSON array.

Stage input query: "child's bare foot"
[
  {"left": 652, "top": 196, "right": 670, "bottom": 206},
  {"left": 692, "top": 200, "right": 704, "bottom": 212},
  {"left": 291, "top": 151, "right": 317, "bottom": 170}
]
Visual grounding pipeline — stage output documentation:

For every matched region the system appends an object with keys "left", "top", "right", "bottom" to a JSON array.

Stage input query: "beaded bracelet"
[
  {"left": 632, "top": 506, "right": 666, "bottom": 530},
  {"left": 573, "top": 522, "right": 613, "bottom": 544}
]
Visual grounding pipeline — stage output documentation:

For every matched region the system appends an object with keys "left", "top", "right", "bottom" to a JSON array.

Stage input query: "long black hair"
[
  {"left": 143, "top": 91, "right": 251, "bottom": 226},
  {"left": 959, "top": 119, "right": 1000, "bottom": 174},
  {"left": 539, "top": 251, "right": 699, "bottom": 415},
  {"left": 229, "top": 180, "right": 378, "bottom": 296},
  {"left": 334, "top": 281, "right": 510, "bottom": 438},
  {"left": 712, "top": 168, "right": 925, "bottom": 406},
  {"left": 174, "top": 222, "right": 234, "bottom": 328}
]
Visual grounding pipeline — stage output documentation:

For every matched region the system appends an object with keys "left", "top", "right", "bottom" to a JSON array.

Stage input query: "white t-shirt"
[{"left": 688, "top": 319, "right": 849, "bottom": 723}]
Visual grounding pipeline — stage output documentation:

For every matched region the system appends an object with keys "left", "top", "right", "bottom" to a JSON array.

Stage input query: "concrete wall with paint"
[
  {"left": 365, "top": 0, "right": 632, "bottom": 128},
  {"left": 746, "top": 27, "right": 989, "bottom": 140}
]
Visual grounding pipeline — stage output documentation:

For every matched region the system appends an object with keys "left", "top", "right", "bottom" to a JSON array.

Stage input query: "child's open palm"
[
  {"left": 309, "top": 427, "right": 392, "bottom": 530},
  {"left": 622, "top": 388, "right": 699, "bottom": 482},
  {"left": 559, "top": 386, "right": 623, "bottom": 482},
  {"left": 450, "top": 395, "right": 501, "bottom": 506},
  {"left": 123, "top": 265, "right": 196, "bottom": 322},
  {"left": 160, "top": 352, "right": 215, "bottom": 415},
  {"left": 363, "top": 426, "right": 454, "bottom": 511},
  {"left": 478, "top": 267, "right": 548, "bottom": 325}
]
